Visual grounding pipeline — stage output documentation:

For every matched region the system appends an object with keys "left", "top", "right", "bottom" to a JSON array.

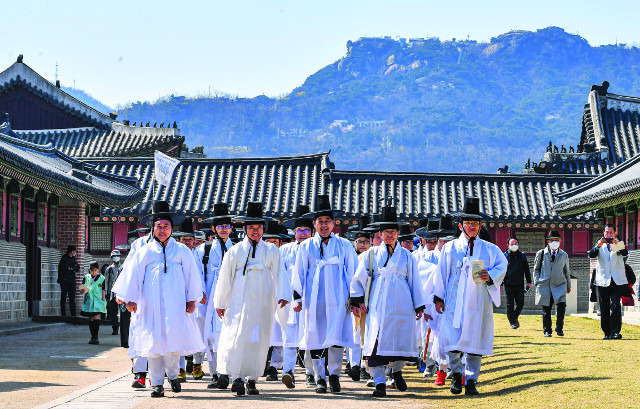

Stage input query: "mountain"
[
  {"left": 115, "top": 27, "right": 640, "bottom": 173},
  {"left": 62, "top": 86, "right": 114, "bottom": 116}
]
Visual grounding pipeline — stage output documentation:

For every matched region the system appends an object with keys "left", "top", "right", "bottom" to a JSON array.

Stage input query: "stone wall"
[
  {"left": 0, "top": 240, "right": 27, "bottom": 322},
  {"left": 39, "top": 245, "right": 62, "bottom": 316},
  {"left": 495, "top": 255, "right": 592, "bottom": 314}
]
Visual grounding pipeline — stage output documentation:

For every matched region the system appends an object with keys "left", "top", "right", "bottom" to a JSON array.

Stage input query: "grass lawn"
[{"left": 403, "top": 313, "right": 640, "bottom": 408}]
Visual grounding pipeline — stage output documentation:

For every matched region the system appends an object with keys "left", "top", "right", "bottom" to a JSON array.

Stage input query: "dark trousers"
[
  {"left": 107, "top": 299, "right": 119, "bottom": 330},
  {"left": 59, "top": 282, "right": 76, "bottom": 316},
  {"left": 505, "top": 285, "right": 525, "bottom": 324},
  {"left": 120, "top": 308, "right": 131, "bottom": 347},
  {"left": 542, "top": 296, "right": 566, "bottom": 333},
  {"left": 597, "top": 283, "right": 623, "bottom": 336}
]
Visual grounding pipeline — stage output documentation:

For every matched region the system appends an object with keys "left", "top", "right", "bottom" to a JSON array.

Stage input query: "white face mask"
[
  {"left": 509, "top": 244, "right": 519, "bottom": 252},
  {"left": 548, "top": 241, "right": 560, "bottom": 251},
  {"left": 113, "top": 257, "right": 120, "bottom": 262}
]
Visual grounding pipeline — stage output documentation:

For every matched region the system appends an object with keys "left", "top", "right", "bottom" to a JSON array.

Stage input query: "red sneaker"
[
  {"left": 434, "top": 370, "right": 446, "bottom": 386},
  {"left": 131, "top": 373, "right": 146, "bottom": 388}
]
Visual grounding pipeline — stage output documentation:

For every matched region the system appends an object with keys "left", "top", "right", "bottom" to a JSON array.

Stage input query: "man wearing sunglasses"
[{"left": 534, "top": 231, "right": 571, "bottom": 338}]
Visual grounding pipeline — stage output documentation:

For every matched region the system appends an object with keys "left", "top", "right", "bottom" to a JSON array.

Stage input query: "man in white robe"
[
  {"left": 293, "top": 194, "right": 358, "bottom": 394},
  {"left": 112, "top": 201, "right": 205, "bottom": 398},
  {"left": 278, "top": 205, "right": 315, "bottom": 388},
  {"left": 213, "top": 202, "right": 291, "bottom": 396},
  {"left": 351, "top": 200, "right": 426, "bottom": 398},
  {"left": 433, "top": 198, "right": 507, "bottom": 396},
  {"left": 198, "top": 202, "right": 235, "bottom": 389}
]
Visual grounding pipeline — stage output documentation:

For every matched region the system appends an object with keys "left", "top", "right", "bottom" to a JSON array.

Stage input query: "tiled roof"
[
  {"left": 531, "top": 87, "right": 640, "bottom": 175},
  {"left": 15, "top": 122, "right": 184, "bottom": 158},
  {"left": 554, "top": 152, "right": 640, "bottom": 216},
  {"left": 0, "top": 127, "right": 145, "bottom": 208},
  {"left": 90, "top": 153, "right": 331, "bottom": 217},
  {"left": 328, "top": 170, "right": 595, "bottom": 222},
  {"left": 0, "top": 58, "right": 114, "bottom": 129}
]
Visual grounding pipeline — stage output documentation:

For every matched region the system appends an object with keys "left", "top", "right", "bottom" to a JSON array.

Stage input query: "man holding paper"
[{"left": 433, "top": 197, "right": 507, "bottom": 396}]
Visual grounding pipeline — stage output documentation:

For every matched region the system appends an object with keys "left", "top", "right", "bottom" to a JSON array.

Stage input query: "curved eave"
[{"left": 0, "top": 161, "right": 144, "bottom": 208}]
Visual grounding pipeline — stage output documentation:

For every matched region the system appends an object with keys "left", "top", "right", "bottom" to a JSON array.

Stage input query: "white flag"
[{"left": 154, "top": 151, "right": 180, "bottom": 186}]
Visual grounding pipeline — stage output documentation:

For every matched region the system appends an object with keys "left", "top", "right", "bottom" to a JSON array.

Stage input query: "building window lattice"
[
  {"left": 10, "top": 198, "right": 18, "bottom": 236},
  {"left": 629, "top": 215, "right": 635, "bottom": 246},
  {"left": 38, "top": 206, "right": 46, "bottom": 240},
  {"left": 90, "top": 224, "right": 112, "bottom": 251}
]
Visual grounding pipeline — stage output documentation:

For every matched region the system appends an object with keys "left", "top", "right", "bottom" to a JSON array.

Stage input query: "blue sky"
[{"left": 3, "top": 0, "right": 638, "bottom": 107}]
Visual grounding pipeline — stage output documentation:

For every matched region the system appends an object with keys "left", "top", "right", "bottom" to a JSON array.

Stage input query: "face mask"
[
  {"left": 549, "top": 241, "right": 560, "bottom": 250},
  {"left": 509, "top": 245, "right": 519, "bottom": 252},
  {"left": 113, "top": 257, "right": 120, "bottom": 262}
]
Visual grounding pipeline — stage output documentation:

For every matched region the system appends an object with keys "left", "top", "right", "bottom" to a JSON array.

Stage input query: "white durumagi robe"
[
  {"left": 112, "top": 237, "right": 205, "bottom": 358},
  {"left": 351, "top": 243, "right": 425, "bottom": 358},
  {"left": 214, "top": 238, "right": 291, "bottom": 377},
  {"left": 278, "top": 241, "right": 304, "bottom": 348},
  {"left": 433, "top": 236, "right": 507, "bottom": 356},
  {"left": 197, "top": 238, "right": 234, "bottom": 351},
  {"left": 294, "top": 233, "right": 358, "bottom": 350}
]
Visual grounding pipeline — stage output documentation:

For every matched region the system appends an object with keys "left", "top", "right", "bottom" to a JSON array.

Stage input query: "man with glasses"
[
  {"left": 294, "top": 194, "right": 358, "bottom": 394},
  {"left": 214, "top": 202, "right": 291, "bottom": 396},
  {"left": 199, "top": 203, "right": 236, "bottom": 389},
  {"left": 355, "top": 234, "right": 371, "bottom": 255},
  {"left": 433, "top": 198, "right": 507, "bottom": 396},
  {"left": 589, "top": 224, "right": 628, "bottom": 340},
  {"left": 534, "top": 231, "right": 571, "bottom": 338},
  {"left": 277, "top": 205, "right": 315, "bottom": 388}
]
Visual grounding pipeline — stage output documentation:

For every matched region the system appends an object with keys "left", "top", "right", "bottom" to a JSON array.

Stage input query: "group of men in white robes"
[{"left": 112, "top": 194, "right": 509, "bottom": 398}]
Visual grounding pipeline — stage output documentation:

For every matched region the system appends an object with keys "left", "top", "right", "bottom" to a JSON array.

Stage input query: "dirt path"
[{"left": 0, "top": 323, "right": 132, "bottom": 408}]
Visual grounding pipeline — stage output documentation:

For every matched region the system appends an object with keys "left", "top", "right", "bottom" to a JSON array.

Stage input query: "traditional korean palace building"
[{"left": 0, "top": 57, "right": 638, "bottom": 323}]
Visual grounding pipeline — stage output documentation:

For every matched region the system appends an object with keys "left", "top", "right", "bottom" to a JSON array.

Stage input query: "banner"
[{"left": 154, "top": 151, "right": 180, "bottom": 186}]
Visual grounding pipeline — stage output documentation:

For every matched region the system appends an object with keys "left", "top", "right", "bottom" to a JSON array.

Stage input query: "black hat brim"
[
  {"left": 302, "top": 210, "right": 344, "bottom": 220},
  {"left": 202, "top": 215, "right": 234, "bottom": 226},
  {"left": 140, "top": 212, "right": 185, "bottom": 228},
  {"left": 282, "top": 216, "right": 314, "bottom": 229},
  {"left": 232, "top": 215, "right": 273, "bottom": 225},
  {"left": 452, "top": 211, "right": 487, "bottom": 221},
  {"left": 414, "top": 226, "right": 438, "bottom": 239}
]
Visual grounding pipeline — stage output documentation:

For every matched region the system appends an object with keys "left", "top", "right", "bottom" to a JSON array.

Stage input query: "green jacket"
[{"left": 81, "top": 273, "right": 107, "bottom": 314}]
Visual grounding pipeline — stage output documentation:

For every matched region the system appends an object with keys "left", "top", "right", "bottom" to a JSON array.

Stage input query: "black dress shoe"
[
  {"left": 217, "top": 374, "right": 230, "bottom": 389},
  {"left": 555, "top": 329, "right": 564, "bottom": 337},
  {"left": 305, "top": 374, "right": 315, "bottom": 388},
  {"left": 231, "top": 378, "right": 245, "bottom": 396},
  {"left": 207, "top": 374, "right": 219, "bottom": 389},
  {"left": 603, "top": 334, "right": 611, "bottom": 340},
  {"left": 612, "top": 333, "right": 622, "bottom": 340},
  {"left": 265, "top": 366, "right": 278, "bottom": 381},
  {"left": 169, "top": 378, "right": 181, "bottom": 393},
  {"left": 465, "top": 379, "right": 479, "bottom": 395},
  {"left": 345, "top": 362, "right": 351, "bottom": 374},
  {"left": 150, "top": 385, "right": 164, "bottom": 398},
  {"left": 315, "top": 378, "right": 327, "bottom": 393},
  {"left": 348, "top": 365, "right": 361, "bottom": 381},
  {"left": 372, "top": 383, "right": 387, "bottom": 397},
  {"left": 544, "top": 332, "right": 552, "bottom": 338},
  {"left": 247, "top": 380, "right": 259, "bottom": 395},
  {"left": 450, "top": 373, "right": 463, "bottom": 395},
  {"left": 111, "top": 329, "right": 119, "bottom": 335},
  {"left": 328, "top": 374, "right": 341, "bottom": 393},
  {"left": 282, "top": 371, "right": 295, "bottom": 389},
  {"left": 360, "top": 366, "right": 371, "bottom": 380},
  {"left": 392, "top": 370, "right": 407, "bottom": 392}
]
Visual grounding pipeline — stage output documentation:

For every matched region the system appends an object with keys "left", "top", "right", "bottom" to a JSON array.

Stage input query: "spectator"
[
  {"left": 80, "top": 262, "right": 107, "bottom": 344},
  {"left": 57, "top": 245, "right": 80, "bottom": 316},
  {"left": 104, "top": 250, "right": 123, "bottom": 335},
  {"left": 534, "top": 231, "right": 571, "bottom": 338},
  {"left": 588, "top": 224, "right": 628, "bottom": 340},
  {"left": 503, "top": 237, "right": 532, "bottom": 329}
]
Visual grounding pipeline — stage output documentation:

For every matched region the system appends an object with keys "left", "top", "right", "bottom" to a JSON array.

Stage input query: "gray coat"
[{"left": 533, "top": 247, "right": 571, "bottom": 306}]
